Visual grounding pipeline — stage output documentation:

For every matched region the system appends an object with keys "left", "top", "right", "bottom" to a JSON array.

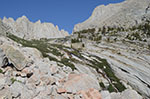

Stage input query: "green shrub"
[
  {"left": 131, "top": 32, "right": 142, "bottom": 41},
  {"left": 126, "top": 34, "right": 132, "bottom": 40},
  {"left": 0, "top": 69, "right": 3, "bottom": 73},
  {"left": 50, "top": 48, "right": 63, "bottom": 57},
  {"left": 82, "top": 43, "right": 85, "bottom": 47},
  {"left": 81, "top": 28, "right": 95, "bottom": 33},
  {"left": 114, "top": 38, "right": 117, "bottom": 42},
  {"left": 107, "top": 26, "right": 114, "bottom": 32},
  {"left": 10, "top": 78, "right": 22, "bottom": 84},
  {"left": 108, "top": 84, "right": 116, "bottom": 92},
  {"left": 94, "top": 35, "right": 102, "bottom": 41},
  {"left": 113, "top": 82, "right": 126, "bottom": 92},
  {"left": 98, "top": 28, "right": 101, "bottom": 32},
  {"left": 102, "top": 26, "right": 106, "bottom": 34},
  {"left": 148, "top": 44, "right": 150, "bottom": 50},
  {"left": 106, "top": 37, "right": 110, "bottom": 42},
  {"left": 11, "top": 78, "right": 17, "bottom": 84},
  {"left": 99, "top": 82, "right": 105, "bottom": 89},
  {"left": 71, "top": 38, "right": 81, "bottom": 43},
  {"left": 126, "top": 32, "right": 142, "bottom": 41}
]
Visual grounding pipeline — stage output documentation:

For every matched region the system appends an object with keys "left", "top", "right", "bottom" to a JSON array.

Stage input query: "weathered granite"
[
  {"left": 73, "top": 0, "right": 150, "bottom": 32},
  {"left": 2, "top": 16, "right": 69, "bottom": 40}
]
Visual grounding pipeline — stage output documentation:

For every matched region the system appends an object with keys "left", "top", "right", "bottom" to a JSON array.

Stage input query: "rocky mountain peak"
[
  {"left": 2, "top": 16, "right": 69, "bottom": 40},
  {"left": 15, "top": 16, "right": 30, "bottom": 24},
  {"left": 35, "top": 20, "right": 41, "bottom": 24}
]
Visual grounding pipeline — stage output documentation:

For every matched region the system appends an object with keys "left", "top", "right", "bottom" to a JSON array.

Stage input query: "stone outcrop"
[
  {"left": 59, "top": 74, "right": 100, "bottom": 93},
  {"left": 86, "top": 40, "right": 150, "bottom": 98},
  {"left": 73, "top": 0, "right": 150, "bottom": 32},
  {"left": 78, "top": 88, "right": 102, "bottom": 99},
  {"left": 1, "top": 44, "right": 31, "bottom": 70},
  {"left": 2, "top": 16, "right": 69, "bottom": 40}
]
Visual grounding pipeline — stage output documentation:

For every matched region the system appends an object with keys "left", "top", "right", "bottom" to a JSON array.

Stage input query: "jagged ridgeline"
[{"left": 2, "top": 16, "right": 69, "bottom": 40}]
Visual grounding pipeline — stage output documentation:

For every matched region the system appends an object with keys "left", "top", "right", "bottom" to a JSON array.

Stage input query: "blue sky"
[{"left": 0, "top": 0, "right": 125, "bottom": 33}]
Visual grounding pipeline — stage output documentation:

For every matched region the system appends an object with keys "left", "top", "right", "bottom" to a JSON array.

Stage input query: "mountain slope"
[{"left": 73, "top": 0, "right": 150, "bottom": 32}]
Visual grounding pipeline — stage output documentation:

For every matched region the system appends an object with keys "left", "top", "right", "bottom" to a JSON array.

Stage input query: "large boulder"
[
  {"left": 10, "top": 82, "right": 34, "bottom": 99},
  {"left": 120, "top": 89, "right": 142, "bottom": 99},
  {"left": 1, "top": 45, "right": 31, "bottom": 70},
  {"left": 60, "top": 74, "right": 100, "bottom": 93},
  {"left": 71, "top": 43, "right": 84, "bottom": 49}
]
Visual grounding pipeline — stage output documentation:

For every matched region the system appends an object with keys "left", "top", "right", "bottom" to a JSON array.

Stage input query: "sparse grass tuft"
[{"left": 11, "top": 78, "right": 22, "bottom": 84}]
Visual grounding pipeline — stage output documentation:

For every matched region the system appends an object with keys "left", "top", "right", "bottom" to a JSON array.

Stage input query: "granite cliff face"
[
  {"left": 2, "top": 16, "right": 69, "bottom": 40},
  {"left": 73, "top": 0, "right": 150, "bottom": 32}
]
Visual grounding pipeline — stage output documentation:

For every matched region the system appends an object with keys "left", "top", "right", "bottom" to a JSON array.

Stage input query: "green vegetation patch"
[
  {"left": 7, "top": 33, "right": 77, "bottom": 70},
  {"left": 88, "top": 55, "right": 126, "bottom": 92},
  {"left": 126, "top": 32, "right": 142, "bottom": 41},
  {"left": 71, "top": 38, "right": 81, "bottom": 43},
  {"left": 74, "top": 28, "right": 95, "bottom": 34},
  {"left": 11, "top": 78, "right": 22, "bottom": 84},
  {"left": 60, "top": 58, "right": 76, "bottom": 70},
  {"left": 108, "top": 84, "right": 116, "bottom": 92}
]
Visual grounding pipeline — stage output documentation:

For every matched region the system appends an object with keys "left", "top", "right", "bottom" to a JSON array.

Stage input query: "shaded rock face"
[
  {"left": 73, "top": 0, "right": 150, "bottom": 32},
  {"left": 2, "top": 16, "right": 69, "bottom": 40}
]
